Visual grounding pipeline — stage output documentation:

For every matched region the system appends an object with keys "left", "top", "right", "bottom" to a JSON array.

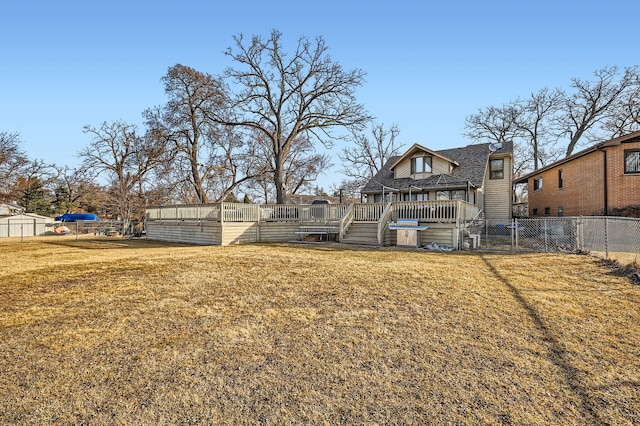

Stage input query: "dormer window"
[{"left": 410, "top": 156, "right": 432, "bottom": 174}]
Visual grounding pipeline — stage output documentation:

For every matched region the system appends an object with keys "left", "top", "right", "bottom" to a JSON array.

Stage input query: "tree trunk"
[{"left": 274, "top": 152, "right": 287, "bottom": 204}]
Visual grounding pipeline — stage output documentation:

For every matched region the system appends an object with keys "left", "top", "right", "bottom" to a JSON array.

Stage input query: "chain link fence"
[
  {"left": 0, "top": 220, "right": 126, "bottom": 240},
  {"left": 471, "top": 217, "right": 640, "bottom": 264}
]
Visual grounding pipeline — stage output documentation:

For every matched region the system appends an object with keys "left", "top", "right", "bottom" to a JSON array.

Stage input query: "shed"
[{"left": 0, "top": 213, "right": 54, "bottom": 238}]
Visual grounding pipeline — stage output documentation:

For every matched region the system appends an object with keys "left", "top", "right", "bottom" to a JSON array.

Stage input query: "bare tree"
[
  {"left": 218, "top": 30, "right": 371, "bottom": 203},
  {"left": 248, "top": 130, "right": 331, "bottom": 200},
  {"left": 464, "top": 101, "right": 523, "bottom": 144},
  {"left": 464, "top": 101, "right": 524, "bottom": 171},
  {"left": 559, "top": 66, "right": 638, "bottom": 156},
  {"left": 603, "top": 72, "right": 640, "bottom": 137},
  {"left": 80, "top": 121, "right": 166, "bottom": 227},
  {"left": 339, "top": 122, "right": 403, "bottom": 189},
  {"left": 52, "top": 165, "right": 103, "bottom": 214},
  {"left": 282, "top": 138, "right": 332, "bottom": 196},
  {"left": 516, "top": 88, "right": 564, "bottom": 170},
  {"left": 0, "top": 131, "right": 29, "bottom": 202},
  {"left": 146, "top": 64, "right": 262, "bottom": 203}
]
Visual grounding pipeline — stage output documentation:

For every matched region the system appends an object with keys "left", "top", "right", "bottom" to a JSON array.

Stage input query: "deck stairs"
[{"left": 340, "top": 222, "right": 379, "bottom": 246}]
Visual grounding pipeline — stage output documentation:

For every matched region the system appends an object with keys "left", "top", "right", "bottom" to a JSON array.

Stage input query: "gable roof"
[
  {"left": 513, "top": 130, "right": 640, "bottom": 184},
  {"left": 362, "top": 141, "right": 513, "bottom": 193},
  {"left": 388, "top": 143, "right": 459, "bottom": 170}
]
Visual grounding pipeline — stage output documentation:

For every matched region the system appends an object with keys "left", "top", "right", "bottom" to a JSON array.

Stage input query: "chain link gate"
[{"left": 472, "top": 217, "right": 640, "bottom": 261}]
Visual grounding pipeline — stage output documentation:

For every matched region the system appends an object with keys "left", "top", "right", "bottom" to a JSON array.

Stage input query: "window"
[
  {"left": 558, "top": 169, "right": 564, "bottom": 188},
  {"left": 544, "top": 207, "right": 551, "bottom": 215},
  {"left": 532, "top": 208, "right": 538, "bottom": 216},
  {"left": 624, "top": 150, "right": 640, "bottom": 174},
  {"left": 405, "top": 193, "right": 428, "bottom": 201},
  {"left": 451, "top": 190, "right": 466, "bottom": 200},
  {"left": 533, "top": 177, "right": 543, "bottom": 191},
  {"left": 436, "top": 191, "right": 450, "bottom": 200},
  {"left": 490, "top": 159, "right": 504, "bottom": 179},
  {"left": 411, "top": 156, "right": 432, "bottom": 174},
  {"left": 558, "top": 206, "right": 564, "bottom": 217}
]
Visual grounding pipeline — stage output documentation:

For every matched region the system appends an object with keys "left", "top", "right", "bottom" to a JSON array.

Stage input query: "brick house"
[{"left": 514, "top": 130, "right": 640, "bottom": 217}]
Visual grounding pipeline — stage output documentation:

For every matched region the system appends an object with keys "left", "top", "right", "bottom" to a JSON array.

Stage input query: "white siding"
[
  {"left": 0, "top": 214, "right": 53, "bottom": 238},
  {"left": 258, "top": 222, "right": 300, "bottom": 242},
  {"left": 483, "top": 154, "right": 512, "bottom": 220},
  {"left": 146, "top": 220, "right": 222, "bottom": 245},
  {"left": 432, "top": 157, "right": 451, "bottom": 175},
  {"left": 395, "top": 158, "right": 411, "bottom": 178},
  {"left": 221, "top": 222, "right": 259, "bottom": 245},
  {"left": 394, "top": 155, "right": 451, "bottom": 179}
]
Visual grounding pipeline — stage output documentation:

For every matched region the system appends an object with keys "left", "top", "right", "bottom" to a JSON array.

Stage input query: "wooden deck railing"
[
  {"left": 377, "top": 202, "right": 394, "bottom": 245},
  {"left": 392, "top": 200, "right": 479, "bottom": 223},
  {"left": 146, "top": 200, "right": 480, "bottom": 225},
  {"left": 146, "top": 204, "right": 221, "bottom": 221},
  {"left": 339, "top": 204, "right": 355, "bottom": 241},
  {"left": 223, "top": 203, "right": 261, "bottom": 222},
  {"left": 353, "top": 203, "right": 386, "bottom": 222}
]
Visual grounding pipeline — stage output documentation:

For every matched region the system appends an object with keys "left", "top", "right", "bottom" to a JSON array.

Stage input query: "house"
[
  {"left": 361, "top": 141, "right": 514, "bottom": 220},
  {"left": 146, "top": 142, "right": 514, "bottom": 249},
  {"left": 514, "top": 130, "right": 640, "bottom": 217},
  {"left": 285, "top": 194, "right": 359, "bottom": 205},
  {"left": 0, "top": 203, "right": 24, "bottom": 217}
]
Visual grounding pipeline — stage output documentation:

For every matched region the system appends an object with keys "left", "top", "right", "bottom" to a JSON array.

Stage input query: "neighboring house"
[
  {"left": 0, "top": 203, "right": 24, "bottom": 217},
  {"left": 285, "top": 194, "right": 359, "bottom": 205},
  {"left": 514, "top": 130, "right": 640, "bottom": 217},
  {"left": 361, "top": 142, "right": 514, "bottom": 220}
]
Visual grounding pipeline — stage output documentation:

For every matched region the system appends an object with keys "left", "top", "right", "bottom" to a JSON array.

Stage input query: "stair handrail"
[
  {"left": 338, "top": 204, "right": 355, "bottom": 242},
  {"left": 468, "top": 208, "right": 484, "bottom": 226},
  {"left": 377, "top": 201, "right": 394, "bottom": 245}
]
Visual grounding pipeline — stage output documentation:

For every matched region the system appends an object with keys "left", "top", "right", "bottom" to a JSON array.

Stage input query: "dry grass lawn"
[{"left": 1, "top": 237, "right": 639, "bottom": 424}]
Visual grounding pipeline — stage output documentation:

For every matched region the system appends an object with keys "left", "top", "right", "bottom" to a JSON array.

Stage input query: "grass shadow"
[
  {"left": 41, "top": 237, "right": 199, "bottom": 250},
  {"left": 479, "top": 254, "right": 601, "bottom": 424}
]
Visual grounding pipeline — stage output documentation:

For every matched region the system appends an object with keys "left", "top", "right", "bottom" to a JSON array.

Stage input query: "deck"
[{"left": 145, "top": 200, "right": 481, "bottom": 248}]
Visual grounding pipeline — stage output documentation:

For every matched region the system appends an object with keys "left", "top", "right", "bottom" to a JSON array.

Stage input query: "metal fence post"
[
  {"left": 604, "top": 216, "right": 609, "bottom": 259},
  {"left": 544, "top": 219, "right": 548, "bottom": 252},
  {"left": 515, "top": 218, "right": 519, "bottom": 252},
  {"left": 577, "top": 217, "right": 582, "bottom": 252}
]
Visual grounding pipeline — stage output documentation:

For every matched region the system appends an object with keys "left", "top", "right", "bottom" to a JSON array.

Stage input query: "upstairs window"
[
  {"left": 625, "top": 150, "right": 640, "bottom": 174},
  {"left": 411, "top": 156, "right": 432, "bottom": 174},
  {"left": 558, "top": 169, "right": 564, "bottom": 188},
  {"left": 490, "top": 159, "right": 504, "bottom": 179},
  {"left": 533, "top": 177, "right": 543, "bottom": 191}
]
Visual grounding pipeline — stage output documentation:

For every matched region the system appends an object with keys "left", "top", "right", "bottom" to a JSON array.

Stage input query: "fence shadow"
[{"left": 479, "top": 254, "right": 601, "bottom": 423}]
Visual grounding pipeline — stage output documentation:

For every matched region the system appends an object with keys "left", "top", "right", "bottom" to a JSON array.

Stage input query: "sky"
[{"left": 1, "top": 0, "right": 639, "bottom": 191}]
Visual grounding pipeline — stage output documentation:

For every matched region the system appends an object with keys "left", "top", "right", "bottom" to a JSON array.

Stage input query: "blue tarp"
[{"left": 55, "top": 213, "right": 100, "bottom": 222}]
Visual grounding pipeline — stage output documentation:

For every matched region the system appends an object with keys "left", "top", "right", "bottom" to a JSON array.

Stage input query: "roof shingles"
[{"left": 362, "top": 142, "right": 512, "bottom": 193}]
